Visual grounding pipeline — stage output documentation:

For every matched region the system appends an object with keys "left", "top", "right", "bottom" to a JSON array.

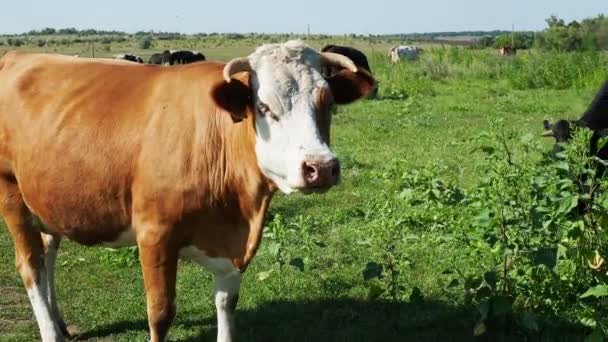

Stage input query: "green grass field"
[{"left": 0, "top": 39, "right": 606, "bottom": 341}]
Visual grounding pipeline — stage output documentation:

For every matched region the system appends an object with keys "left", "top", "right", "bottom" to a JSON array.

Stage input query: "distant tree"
[
  {"left": 58, "top": 28, "right": 78, "bottom": 35},
  {"left": 80, "top": 29, "right": 98, "bottom": 36},
  {"left": 536, "top": 14, "right": 607, "bottom": 51},
  {"left": 568, "top": 20, "right": 581, "bottom": 29},
  {"left": 41, "top": 28, "right": 56, "bottom": 35},
  {"left": 37, "top": 39, "right": 46, "bottom": 47},
  {"left": 478, "top": 36, "right": 495, "bottom": 48},
  {"left": 546, "top": 15, "right": 565, "bottom": 28},
  {"left": 493, "top": 32, "right": 534, "bottom": 49},
  {"left": 7, "top": 38, "right": 24, "bottom": 47},
  {"left": 138, "top": 36, "right": 153, "bottom": 49}
]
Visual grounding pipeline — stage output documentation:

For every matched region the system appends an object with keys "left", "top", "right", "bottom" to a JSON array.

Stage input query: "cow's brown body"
[{"left": 0, "top": 50, "right": 269, "bottom": 264}]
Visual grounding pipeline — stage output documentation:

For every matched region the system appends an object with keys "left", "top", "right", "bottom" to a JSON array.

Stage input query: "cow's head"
[
  {"left": 543, "top": 119, "right": 573, "bottom": 144},
  {"left": 215, "top": 40, "right": 375, "bottom": 194}
]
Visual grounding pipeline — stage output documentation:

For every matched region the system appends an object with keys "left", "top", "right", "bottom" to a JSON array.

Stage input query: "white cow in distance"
[{"left": 390, "top": 45, "right": 421, "bottom": 63}]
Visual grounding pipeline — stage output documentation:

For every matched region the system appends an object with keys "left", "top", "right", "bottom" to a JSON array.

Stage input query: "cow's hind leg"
[
  {"left": 0, "top": 175, "right": 63, "bottom": 341},
  {"left": 42, "top": 233, "right": 70, "bottom": 337}
]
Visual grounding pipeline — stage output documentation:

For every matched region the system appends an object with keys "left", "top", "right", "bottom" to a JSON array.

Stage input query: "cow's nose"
[{"left": 302, "top": 158, "right": 341, "bottom": 188}]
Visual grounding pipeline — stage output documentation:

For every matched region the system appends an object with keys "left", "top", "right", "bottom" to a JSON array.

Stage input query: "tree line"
[{"left": 2, "top": 14, "right": 606, "bottom": 52}]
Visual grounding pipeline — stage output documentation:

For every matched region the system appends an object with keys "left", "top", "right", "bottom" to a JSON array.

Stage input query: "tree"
[
  {"left": 536, "top": 14, "right": 608, "bottom": 51},
  {"left": 493, "top": 32, "right": 534, "bottom": 49},
  {"left": 138, "top": 37, "right": 153, "bottom": 49},
  {"left": 478, "top": 36, "right": 495, "bottom": 48}
]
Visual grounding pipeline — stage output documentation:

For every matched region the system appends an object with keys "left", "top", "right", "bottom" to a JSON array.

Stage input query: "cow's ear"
[
  {"left": 327, "top": 69, "right": 376, "bottom": 105},
  {"left": 543, "top": 120, "right": 551, "bottom": 130},
  {"left": 211, "top": 75, "right": 253, "bottom": 122}
]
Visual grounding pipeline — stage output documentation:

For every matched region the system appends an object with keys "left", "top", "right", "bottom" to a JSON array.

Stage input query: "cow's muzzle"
[{"left": 301, "top": 158, "right": 341, "bottom": 191}]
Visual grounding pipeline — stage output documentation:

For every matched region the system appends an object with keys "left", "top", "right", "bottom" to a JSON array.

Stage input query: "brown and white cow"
[
  {"left": 0, "top": 40, "right": 375, "bottom": 342},
  {"left": 499, "top": 45, "right": 516, "bottom": 56}
]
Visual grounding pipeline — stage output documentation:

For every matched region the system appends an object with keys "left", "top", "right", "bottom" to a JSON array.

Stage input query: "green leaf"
[
  {"left": 289, "top": 257, "right": 304, "bottom": 272},
  {"left": 409, "top": 286, "right": 424, "bottom": 303},
  {"left": 483, "top": 271, "right": 497, "bottom": 290},
  {"left": 267, "top": 242, "right": 281, "bottom": 257},
  {"left": 475, "top": 209, "right": 492, "bottom": 227},
  {"left": 580, "top": 317, "right": 597, "bottom": 328},
  {"left": 465, "top": 276, "right": 483, "bottom": 291},
  {"left": 475, "top": 286, "right": 492, "bottom": 302},
  {"left": 492, "top": 295, "right": 512, "bottom": 316},
  {"left": 521, "top": 312, "right": 539, "bottom": 332},
  {"left": 580, "top": 285, "right": 608, "bottom": 298},
  {"left": 431, "top": 189, "right": 442, "bottom": 199},
  {"left": 447, "top": 279, "right": 459, "bottom": 288},
  {"left": 473, "top": 321, "right": 487, "bottom": 336},
  {"left": 584, "top": 328, "right": 604, "bottom": 342},
  {"left": 553, "top": 161, "right": 570, "bottom": 171},
  {"left": 398, "top": 188, "right": 415, "bottom": 201},
  {"left": 362, "top": 262, "right": 383, "bottom": 281},
  {"left": 532, "top": 247, "right": 557, "bottom": 270},
  {"left": 556, "top": 195, "right": 579, "bottom": 215},
  {"left": 478, "top": 299, "right": 490, "bottom": 320},
  {"left": 256, "top": 270, "right": 273, "bottom": 281},
  {"left": 366, "top": 283, "right": 384, "bottom": 300}
]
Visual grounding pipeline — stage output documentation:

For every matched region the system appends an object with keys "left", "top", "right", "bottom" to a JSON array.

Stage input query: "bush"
[
  {"left": 7, "top": 38, "right": 24, "bottom": 47},
  {"left": 363, "top": 123, "right": 608, "bottom": 338},
  {"left": 493, "top": 32, "right": 535, "bottom": 49},
  {"left": 507, "top": 51, "right": 608, "bottom": 90},
  {"left": 138, "top": 37, "right": 153, "bottom": 49},
  {"left": 461, "top": 124, "right": 608, "bottom": 337},
  {"left": 537, "top": 14, "right": 608, "bottom": 51}
]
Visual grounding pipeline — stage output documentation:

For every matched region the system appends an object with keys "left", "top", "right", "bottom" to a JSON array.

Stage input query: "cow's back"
[{"left": 0, "top": 51, "right": 228, "bottom": 244}]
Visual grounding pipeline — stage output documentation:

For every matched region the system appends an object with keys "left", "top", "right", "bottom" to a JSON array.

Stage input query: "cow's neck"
[{"left": 188, "top": 110, "right": 276, "bottom": 268}]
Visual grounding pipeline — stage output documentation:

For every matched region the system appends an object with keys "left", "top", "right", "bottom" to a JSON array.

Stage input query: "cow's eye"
[{"left": 257, "top": 102, "right": 279, "bottom": 122}]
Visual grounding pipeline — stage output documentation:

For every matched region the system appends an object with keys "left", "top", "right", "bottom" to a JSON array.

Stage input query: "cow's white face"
[
  {"left": 220, "top": 40, "right": 376, "bottom": 194},
  {"left": 248, "top": 42, "right": 337, "bottom": 194}
]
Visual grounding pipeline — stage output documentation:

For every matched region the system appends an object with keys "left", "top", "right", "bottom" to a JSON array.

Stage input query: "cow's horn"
[
  {"left": 320, "top": 52, "right": 357, "bottom": 73},
  {"left": 223, "top": 57, "right": 252, "bottom": 82}
]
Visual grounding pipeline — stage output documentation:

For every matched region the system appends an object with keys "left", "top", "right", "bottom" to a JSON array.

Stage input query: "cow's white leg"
[
  {"left": 26, "top": 273, "right": 63, "bottom": 342},
  {"left": 42, "top": 233, "right": 69, "bottom": 337},
  {"left": 214, "top": 270, "right": 241, "bottom": 342},
  {"left": 0, "top": 174, "right": 63, "bottom": 342},
  {"left": 179, "top": 247, "right": 241, "bottom": 342}
]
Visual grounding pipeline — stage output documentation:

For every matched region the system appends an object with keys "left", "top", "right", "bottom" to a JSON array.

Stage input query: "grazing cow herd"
[
  {"left": 1, "top": 38, "right": 606, "bottom": 342},
  {"left": 114, "top": 49, "right": 206, "bottom": 65}
]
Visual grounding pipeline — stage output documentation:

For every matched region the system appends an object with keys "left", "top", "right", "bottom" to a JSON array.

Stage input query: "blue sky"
[{"left": 0, "top": 0, "right": 606, "bottom": 34}]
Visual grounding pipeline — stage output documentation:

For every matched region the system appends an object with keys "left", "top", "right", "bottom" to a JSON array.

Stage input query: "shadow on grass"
[
  {"left": 76, "top": 298, "right": 587, "bottom": 342},
  {"left": 74, "top": 317, "right": 212, "bottom": 341},
  {"left": 193, "top": 298, "right": 585, "bottom": 342}
]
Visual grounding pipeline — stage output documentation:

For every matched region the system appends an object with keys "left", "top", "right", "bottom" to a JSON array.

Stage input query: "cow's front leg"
[
  {"left": 137, "top": 229, "right": 179, "bottom": 342},
  {"left": 214, "top": 268, "right": 241, "bottom": 342}
]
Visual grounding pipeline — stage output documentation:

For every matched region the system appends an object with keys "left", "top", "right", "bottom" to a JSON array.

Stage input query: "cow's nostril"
[{"left": 303, "top": 162, "right": 318, "bottom": 182}]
